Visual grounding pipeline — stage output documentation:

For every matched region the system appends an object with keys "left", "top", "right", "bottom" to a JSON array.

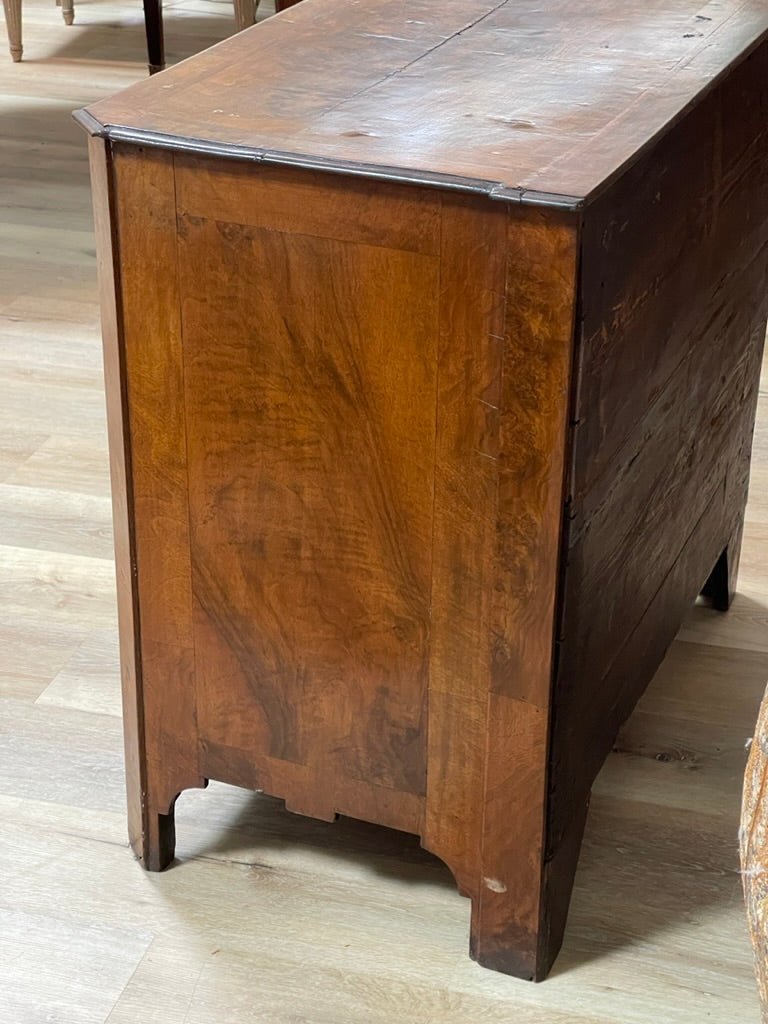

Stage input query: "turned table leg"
[
  {"left": 2, "top": 0, "right": 22, "bottom": 61},
  {"left": 61, "top": 0, "right": 74, "bottom": 26}
]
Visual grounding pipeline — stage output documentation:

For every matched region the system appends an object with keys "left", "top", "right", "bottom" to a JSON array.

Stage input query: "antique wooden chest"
[{"left": 77, "top": 0, "right": 768, "bottom": 981}]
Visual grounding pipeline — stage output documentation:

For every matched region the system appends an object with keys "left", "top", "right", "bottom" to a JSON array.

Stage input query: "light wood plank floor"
[{"left": 1, "top": 2, "right": 767, "bottom": 1020}]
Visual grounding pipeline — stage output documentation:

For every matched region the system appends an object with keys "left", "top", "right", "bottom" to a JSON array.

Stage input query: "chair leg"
[
  {"left": 233, "top": 0, "right": 256, "bottom": 32},
  {"left": 61, "top": 0, "right": 74, "bottom": 26},
  {"left": 143, "top": 0, "right": 164, "bottom": 74},
  {"left": 2, "top": 0, "right": 22, "bottom": 61}
]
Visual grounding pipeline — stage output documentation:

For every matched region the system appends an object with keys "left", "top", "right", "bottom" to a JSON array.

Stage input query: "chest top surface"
[{"left": 80, "top": 0, "right": 768, "bottom": 205}]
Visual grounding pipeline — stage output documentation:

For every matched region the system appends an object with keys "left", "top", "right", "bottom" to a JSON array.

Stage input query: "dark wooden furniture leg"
[
  {"left": 143, "top": 0, "right": 164, "bottom": 74},
  {"left": 701, "top": 521, "right": 744, "bottom": 612}
]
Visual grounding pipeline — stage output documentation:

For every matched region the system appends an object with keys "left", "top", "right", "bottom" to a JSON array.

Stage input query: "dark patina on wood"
[{"left": 79, "top": 0, "right": 768, "bottom": 981}]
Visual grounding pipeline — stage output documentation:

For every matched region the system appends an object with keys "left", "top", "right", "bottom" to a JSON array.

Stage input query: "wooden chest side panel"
[
  {"left": 422, "top": 195, "right": 507, "bottom": 893},
  {"left": 173, "top": 159, "right": 440, "bottom": 821},
  {"left": 88, "top": 136, "right": 147, "bottom": 856},
  {"left": 175, "top": 156, "right": 441, "bottom": 256},
  {"left": 474, "top": 208, "right": 579, "bottom": 979},
  {"left": 424, "top": 200, "right": 578, "bottom": 978},
  {"left": 110, "top": 145, "right": 203, "bottom": 830},
  {"left": 571, "top": 41, "right": 768, "bottom": 500},
  {"left": 550, "top": 40, "right": 768, "bottom": 856}
]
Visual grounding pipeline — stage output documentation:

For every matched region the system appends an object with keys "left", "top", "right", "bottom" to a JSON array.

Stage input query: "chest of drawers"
[{"left": 78, "top": 0, "right": 768, "bottom": 979}]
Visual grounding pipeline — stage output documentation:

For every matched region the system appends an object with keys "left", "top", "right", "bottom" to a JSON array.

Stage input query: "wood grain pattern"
[
  {"left": 106, "top": 143, "right": 207, "bottom": 867},
  {"left": 81, "top": 0, "right": 768, "bottom": 985},
  {"left": 5, "top": 10, "right": 768, "bottom": 1013},
  {"left": 423, "top": 194, "right": 507, "bottom": 895},
  {"left": 472, "top": 209, "right": 578, "bottom": 980},
  {"left": 80, "top": 0, "right": 768, "bottom": 202},
  {"left": 87, "top": 134, "right": 147, "bottom": 864},
  {"left": 570, "top": 38, "right": 768, "bottom": 499},
  {"left": 544, "top": 33, "right": 768, "bottom": 964},
  {"left": 175, "top": 157, "right": 439, "bottom": 825},
  {"left": 175, "top": 156, "right": 441, "bottom": 255}
]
